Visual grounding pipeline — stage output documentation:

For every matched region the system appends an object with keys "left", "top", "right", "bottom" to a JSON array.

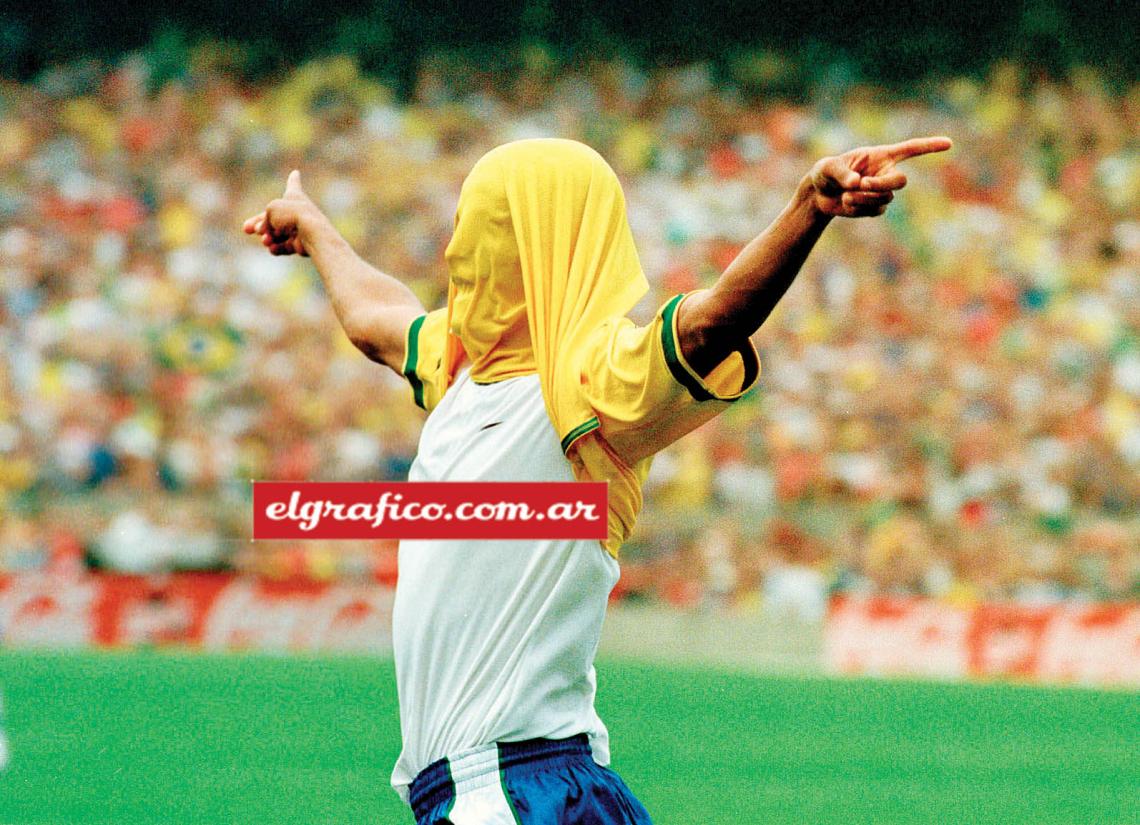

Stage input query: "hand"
[
  {"left": 242, "top": 170, "right": 323, "bottom": 256},
  {"left": 805, "top": 136, "right": 952, "bottom": 218}
]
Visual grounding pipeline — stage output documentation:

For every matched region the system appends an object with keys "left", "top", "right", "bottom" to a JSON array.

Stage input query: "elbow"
[
  {"left": 342, "top": 314, "right": 386, "bottom": 365},
  {"left": 343, "top": 303, "right": 423, "bottom": 372},
  {"left": 348, "top": 333, "right": 385, "bottom": 364}
]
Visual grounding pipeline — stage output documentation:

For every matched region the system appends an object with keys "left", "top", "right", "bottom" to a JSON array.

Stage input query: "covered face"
[{"left": 442, "top": 139, "right": 648, "bottom": 386}]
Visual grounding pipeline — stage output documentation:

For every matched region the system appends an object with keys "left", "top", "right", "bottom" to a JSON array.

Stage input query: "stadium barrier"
[
  {"left": 1, "top": 573, "right": 1136, "bottom": 688},
  {"left": 0, "top": 571, "right": 394, "bottom": 653},
  {"left": 826, "top": 595, "right": 1140, "bottom": 688}
]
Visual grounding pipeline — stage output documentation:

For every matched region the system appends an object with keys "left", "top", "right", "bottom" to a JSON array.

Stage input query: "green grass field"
[{"left": 0, "top": 651, "right": 1136, "bottom": 825}]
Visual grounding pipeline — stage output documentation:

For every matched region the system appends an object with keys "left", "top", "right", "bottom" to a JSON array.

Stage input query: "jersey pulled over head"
[{"left": 441, "top": 139, "right": 649, "bottom": 441}]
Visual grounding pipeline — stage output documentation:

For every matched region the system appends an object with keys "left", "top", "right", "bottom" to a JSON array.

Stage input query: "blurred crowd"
[{"left": 0, "top": 49, "right": 1136, "bottom": 616}]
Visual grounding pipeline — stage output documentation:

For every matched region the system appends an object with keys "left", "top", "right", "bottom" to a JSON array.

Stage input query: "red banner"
[
  {"left": 0, "top": 572, "right": 394, "bottom": 654},
  {"left": 825, "top": 595, "right": 1140, "bottom": 688},
  {"left": 4, "top": 575, "right": 1137, "bottom": 688}
]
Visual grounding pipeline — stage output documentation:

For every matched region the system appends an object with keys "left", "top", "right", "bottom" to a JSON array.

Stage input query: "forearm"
[
  {"left": 678, "top": 176, "right": 830, "bottom": 375},
  {"left": 302, "top": 217, "right": 425, "bottom": 372}
]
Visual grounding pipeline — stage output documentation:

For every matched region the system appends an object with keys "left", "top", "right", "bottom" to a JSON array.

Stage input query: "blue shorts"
[{"left": 408, "top": 734, "right": 653, "bottom": 824}]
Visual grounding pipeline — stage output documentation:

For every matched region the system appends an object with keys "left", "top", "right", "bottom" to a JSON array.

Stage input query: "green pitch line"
[{"left": 0, "top": 650, "right": 1136, "bottom": 825}]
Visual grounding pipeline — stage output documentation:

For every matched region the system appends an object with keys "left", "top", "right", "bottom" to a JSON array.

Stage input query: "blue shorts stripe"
[{"left": 408, "top": 754, "right": 455, "bottom": 820}]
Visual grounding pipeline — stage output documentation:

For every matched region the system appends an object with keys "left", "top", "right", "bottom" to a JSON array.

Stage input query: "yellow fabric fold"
[
  {"left": 438, "top": 139, "right": 650, "bottom": 555},
  {"left": 442, "top": 139, "right": 648, "bottom": 401},
  {"left": 427, "top": 139, "right": 760, "bottom": 556}
]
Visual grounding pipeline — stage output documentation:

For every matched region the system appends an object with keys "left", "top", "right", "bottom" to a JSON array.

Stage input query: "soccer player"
[{"left": 244, "top": 135, "right": 950, "bottom": 824}]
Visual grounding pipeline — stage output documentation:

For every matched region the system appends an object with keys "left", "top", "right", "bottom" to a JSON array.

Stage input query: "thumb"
[{"left": 285, "top": 169, "right": 304, "bottom": 198}]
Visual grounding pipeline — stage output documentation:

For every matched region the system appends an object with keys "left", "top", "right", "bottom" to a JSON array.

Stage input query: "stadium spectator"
[{"left": 0, "top": 53, "right": 1136, "bottom": 608}]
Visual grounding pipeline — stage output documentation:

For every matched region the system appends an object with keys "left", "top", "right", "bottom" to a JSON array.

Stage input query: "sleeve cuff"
[
  {"left": 402, "top": 314, "right": 428, "bottom": 410},
  {"left": 660, "top": 292, "right": 761, "bottom": 402}
]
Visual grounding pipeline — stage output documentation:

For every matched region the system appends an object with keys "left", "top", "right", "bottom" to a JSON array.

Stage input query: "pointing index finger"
[{"left": 886, "top": 136, "right": 953, "bottom": 162}]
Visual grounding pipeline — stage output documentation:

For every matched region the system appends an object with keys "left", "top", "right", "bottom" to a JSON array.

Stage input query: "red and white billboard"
[
  {"left": 0, "top": 572, "right": 394, "bottom": 654},
  {"left": 826, "top": 595, "right": 1140, "bottom": 688},
  {"left": 3, "top": 574, "right": 1137, "bottom": 688}
]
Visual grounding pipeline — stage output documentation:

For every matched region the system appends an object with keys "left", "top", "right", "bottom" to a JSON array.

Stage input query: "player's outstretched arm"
[
  {"left": 677, "top": 137, "right": 952, "bottom": 376},
  {"left": 242, "top": 171, "right": 424, "bottom": 373}
]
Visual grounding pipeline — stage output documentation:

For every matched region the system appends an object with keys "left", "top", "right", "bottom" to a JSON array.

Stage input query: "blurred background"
[{"left": 0, "top": 1, "right": 1137, "bottom": 823}]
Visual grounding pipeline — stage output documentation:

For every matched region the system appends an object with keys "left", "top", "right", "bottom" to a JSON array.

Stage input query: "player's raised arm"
[
  {"left": 677, "top": 136, "right": 952, "bottom": 375},
  {"left": 242, "top": 170, "right": 425, "bottom": 373}
]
